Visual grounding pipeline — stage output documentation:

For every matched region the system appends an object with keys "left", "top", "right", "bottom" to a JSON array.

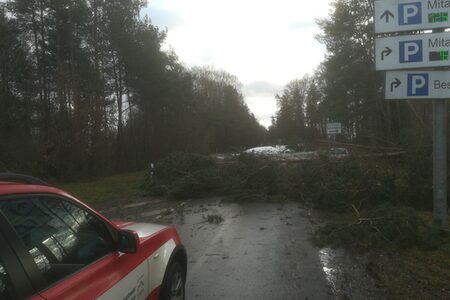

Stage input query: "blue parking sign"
[
  {"left": 399, "top": 40, "right": 423, "bottom": 63},
  {"left": 407, "top": 74, "right": 429, "bottom": 96},
  {"left": 399, "top": 2, "right": 422, "bottom": 25}
]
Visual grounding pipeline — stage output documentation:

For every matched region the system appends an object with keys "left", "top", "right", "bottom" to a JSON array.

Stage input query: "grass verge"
[
  {"left": 314, "top": 210, "right": 450, "bottom": 299},
  {"left": 54, "top": 171, "right": 145, "bottom": 205},
  {"left": 366, "top": 243, "right": 450, "bottom": 299}
]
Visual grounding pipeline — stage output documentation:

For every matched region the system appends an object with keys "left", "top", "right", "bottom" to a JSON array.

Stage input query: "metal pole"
[
  {"left": 433, "top": 99, "right": 448, "bottom": 229},
  {"left": 431, "top": 26, "right": 448, "bottom": 230}
]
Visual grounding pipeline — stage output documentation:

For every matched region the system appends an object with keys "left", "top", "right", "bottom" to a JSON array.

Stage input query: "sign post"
[
  {"left": 433, "top": 99, "right": 448, "bottom": 228},
  {"left": 432, "top": 28, "right": 448, "bottom": 229},
  {"left": 327, "top": 123, "right": 342, "bottom": 150},
  {"left": 375, "top": 0, "right": 448, "bottom": 229}
]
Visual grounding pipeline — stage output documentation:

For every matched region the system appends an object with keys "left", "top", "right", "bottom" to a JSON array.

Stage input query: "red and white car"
[{"left": 0, "top": 173, "right": 187, "bottom": 300}]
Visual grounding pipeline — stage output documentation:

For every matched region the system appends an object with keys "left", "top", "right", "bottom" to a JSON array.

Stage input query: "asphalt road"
[
  {"left": 99, "top": 197, "right": 385, "bottom": 300},
  {"left": 177, "top": 200, "right": 334, "bottom": 300}
]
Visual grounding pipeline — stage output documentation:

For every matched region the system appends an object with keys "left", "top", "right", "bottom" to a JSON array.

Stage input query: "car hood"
[{"left": 112, "top": 220, "right": 167, "bottom": 238}]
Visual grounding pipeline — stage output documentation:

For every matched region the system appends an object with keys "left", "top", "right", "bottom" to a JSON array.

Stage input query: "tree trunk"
[{"left": 112, "top": 51, "right": 123, "bottom": 169}]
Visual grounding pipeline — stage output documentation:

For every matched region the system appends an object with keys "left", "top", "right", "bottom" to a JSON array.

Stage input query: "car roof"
[{"left": 0, "top": 181, "right": 70, "bottom": 199}]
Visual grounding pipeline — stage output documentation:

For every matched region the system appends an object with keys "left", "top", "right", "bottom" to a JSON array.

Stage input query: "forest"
[
  {"left": 0, "top": 0, "right": 266, "bottom": 179},
  {"left": 0, "top": 0, "right": 436, "bottom": 181},
  {"left": 271, "top": 0, "right": 431, "bottom": 149}
]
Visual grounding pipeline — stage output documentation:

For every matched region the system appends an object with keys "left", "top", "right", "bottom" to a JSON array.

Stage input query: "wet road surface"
[
  {"left": 99, "top": 197, "right": 385, "bottom": 300},
  {"left": 177, "top": 200, "right": 333, "bottom": 299}
]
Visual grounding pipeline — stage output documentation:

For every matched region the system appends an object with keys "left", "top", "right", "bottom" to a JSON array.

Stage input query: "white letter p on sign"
[
  {"left": 411, "top": 75, "right": 426, "bottom": 95},
  {"left": 403, "top": 4, "right": 419, "bottom": 24},
  {"left": 404, "top": 42, "right": 420, "bottom": 62}
]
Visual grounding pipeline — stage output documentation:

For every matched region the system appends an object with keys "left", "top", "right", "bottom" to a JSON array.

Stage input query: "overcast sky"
[{"left": 142, "top": 0, "right": 333, "bottom": 127}]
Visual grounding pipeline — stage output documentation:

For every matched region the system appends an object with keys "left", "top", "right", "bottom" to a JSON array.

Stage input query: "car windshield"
[{"left": 0, "top": 196, "right": 114, "bottom": 288}]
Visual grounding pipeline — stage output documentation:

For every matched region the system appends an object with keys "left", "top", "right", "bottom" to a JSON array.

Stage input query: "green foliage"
[
  {"left": 145, "top": 153, "right": 416, "bottom": 209},
  {"left": 145, "top": 153, "right": 222, "bottom": 199},
  {"left": 144, "top": 152, "right": 446, "bottom": 253},
  {"left": 271, "top": 77, "right": 309, "bottom": 142},
  {"left": 274, "top": 157, "right": 410, "bottom": 212},
  {"left": 0, "top": 8, "right": 36, "bottom": 173},
  {"left": 145, "top": 153, "right": 423, "bottom": 207},
  {"left": 222, "top": 155, "right": 281, "bottom": 199},
  {"left": 272, "top": 0, "right": 436, "bottom": 151},
  {"left": 315, "top": 0, "right": 386, "bottom": 145},
  {"left": 145, "top": 153, "right": 285, "bottom": 201},
  {"left": 400, "top": 128, "right": 433, "bottom": 209},
  {"left": 315, "top": 204, "right": 449, "bottom": 251}
]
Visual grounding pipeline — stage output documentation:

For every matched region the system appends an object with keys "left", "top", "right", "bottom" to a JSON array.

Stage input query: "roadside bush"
[
  {"left": 399, "top": 128, "right": 433, "bottom": 209},
  {"left": 222, "top": 154, "right": 283, "bottom": 201},
  {"left": 314, "top": 204, "right": 449, "bottom": 250},
  {"left": 144, "top": 153, "right": 222, "bottom": 199},
  {"left": 280, "top": 157, "right": 411, "bottom": 212},
  {"left": 145, "top": 153, "right": 414, "bottom": 209},
  {"left": 144, "top": 152, "right": 448, "bottom": 250},
  {"left": 145, "top": 153, "right": 288, "bottom": 201}
]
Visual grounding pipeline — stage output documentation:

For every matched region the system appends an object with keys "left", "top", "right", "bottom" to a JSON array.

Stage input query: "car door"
[
  {"left": 0, "top": 225, "right": 45, "bottom": 300},
  {"left": 0, "top": 194, "right": 150, "bottom": 300}
]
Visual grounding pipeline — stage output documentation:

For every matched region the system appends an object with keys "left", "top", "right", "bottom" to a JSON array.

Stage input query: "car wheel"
[{"left": 160, "top": 261, "right": 185, "bottom": 300}]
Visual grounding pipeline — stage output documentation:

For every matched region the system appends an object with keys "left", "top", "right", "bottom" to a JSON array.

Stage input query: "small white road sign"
[
  {"left": 385, "top": 70, "right": 450, "bottom": 99},
  {"left": 375, "top": 0, "right": 450, "bottom": 34},
  {"left": 376, "top": 32, "right": 450, "bottom": 70},
  {"left": 327, "top": 123, "right": 342, "bottom": 135}
]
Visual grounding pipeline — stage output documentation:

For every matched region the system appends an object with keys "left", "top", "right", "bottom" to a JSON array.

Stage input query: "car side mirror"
[{"left": 118, "top": 230, "right": 140, "bottom": 254}]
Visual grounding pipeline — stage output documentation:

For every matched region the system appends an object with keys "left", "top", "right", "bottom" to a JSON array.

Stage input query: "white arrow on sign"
[
  {"left": 327, "top": 129, "right": 342, "bottom": 135},
  {"left": 385, "top": 70, "right": 450, "bottom": 99},
  {"left": 375, "top": 0, "right": 450, "bottom": 34},
  {"left": 376, "top": 32, "right": 450, "bottom": 71}
]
